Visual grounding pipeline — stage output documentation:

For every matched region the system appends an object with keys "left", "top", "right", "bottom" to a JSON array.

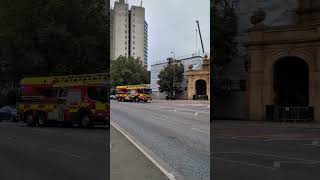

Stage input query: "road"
[
  {"left": 212, "top": 121, "right": 320, "bottom": 180},
  {"left": 0, "top": 122, "right": 109, "bottom": 180},
  {"left": 111, "top": 100, "right": 210, "bottom": 180}
]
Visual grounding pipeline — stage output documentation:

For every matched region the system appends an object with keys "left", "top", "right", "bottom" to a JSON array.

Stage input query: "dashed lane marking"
[{"left": 192, "top": 128, "right": 209, "bottom": 134}]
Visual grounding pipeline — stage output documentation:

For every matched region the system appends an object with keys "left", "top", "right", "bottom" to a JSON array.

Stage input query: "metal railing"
[
  {"left": 266, "top": 106, "right": 314, "bottom": 122},
  {"left": 193, "top": 95, "right": 208, "bottom": 100}
]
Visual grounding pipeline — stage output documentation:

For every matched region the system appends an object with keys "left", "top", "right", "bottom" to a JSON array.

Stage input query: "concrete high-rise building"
[{"left": 110, "top": 0, "right": 148, "bottom": 67}]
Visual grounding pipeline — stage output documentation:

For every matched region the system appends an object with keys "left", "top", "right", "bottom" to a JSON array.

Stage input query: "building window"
[
  {"left": 125, "top": 36, "right": 127, "bottom": 39},
  {"left": 133, "top": 41, "right": 135, "bottom": 44},
  {"left": 133, "top": 36, "right": 135, "bottom": 39},
  {"left": 133, "top": 53, "right": 135, "bottom": 55},
  {"left": 133, "top": 25, "right": 135, "bottom": 27},
  {"left": 125, "top": 30, "right": 127, "bottom": 33},
  {"left": 125, "top": 41, "right": 127, "bottom": 44},
  {"left": 133, "top": 30, "right": 135, "bottom": 33},
  {"left": 133, "top": 47, "right": 135, "bottom": 50}
]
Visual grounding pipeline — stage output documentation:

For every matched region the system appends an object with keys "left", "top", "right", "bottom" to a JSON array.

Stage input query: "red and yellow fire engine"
[
  {"left": 16, "top": 73, "right": 109, "bottom": 128},
  {"left": 115, "top": 84, "right": 152, "bottom": 102}
]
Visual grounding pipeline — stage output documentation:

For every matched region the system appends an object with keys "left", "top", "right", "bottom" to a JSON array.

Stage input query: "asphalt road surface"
[
  {"left": 0, "top": 122, "right": 108, "bottom": 180},
  {"left": 111, "top": 100, "right": 210, "bottom": 180},
  {"left": 212, "top": 121, "right": 320, "bottom": 180}
]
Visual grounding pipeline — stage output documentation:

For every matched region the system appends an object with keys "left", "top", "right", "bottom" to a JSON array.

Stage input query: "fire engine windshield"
[
  {"left": 116, "top": 88, "right": 127, "bottom": 94},
  {"left": 88, "top": 86, "right": 108, "bottom": 102},
  {"left": 139, "top": 89, "right": 152, "bottom": 94}
]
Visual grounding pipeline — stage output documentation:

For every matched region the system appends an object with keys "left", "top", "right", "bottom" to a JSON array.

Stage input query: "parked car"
[{"left": 0, "top": 106, "right": 17, "bottom": 122}]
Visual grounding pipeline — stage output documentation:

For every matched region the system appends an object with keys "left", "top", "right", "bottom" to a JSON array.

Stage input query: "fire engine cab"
[{"left": 16, "top": 73, "right": 109, "bottom": 128}]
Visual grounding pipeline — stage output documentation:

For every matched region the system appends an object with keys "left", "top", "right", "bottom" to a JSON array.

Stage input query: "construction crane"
[{"left": 196, "top": 20, "right": 205, "bottom": 54}]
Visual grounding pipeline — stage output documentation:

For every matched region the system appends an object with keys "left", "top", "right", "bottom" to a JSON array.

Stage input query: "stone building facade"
[
  {"left": 186, "top": 55, "right": 210, "bottom": 100},
  {"left": 247, "top": 0, "right": 320, "bottom": 121}
]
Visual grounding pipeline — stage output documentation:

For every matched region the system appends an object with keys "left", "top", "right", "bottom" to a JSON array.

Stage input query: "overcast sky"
[{"left": 110, "top": 0, "right": 210, "bottom": 69}]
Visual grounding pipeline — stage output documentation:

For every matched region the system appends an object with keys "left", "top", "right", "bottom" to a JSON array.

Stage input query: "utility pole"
[{"left": 196, "top": 20, "right": 205, "bottom": 54}]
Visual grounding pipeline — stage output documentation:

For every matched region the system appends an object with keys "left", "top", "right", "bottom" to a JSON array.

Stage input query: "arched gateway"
[
  {"left": 247, "top": 7, "right": 320, "bottom": 121},
  {"left": 273, "top": 57, "right": 309, "bottom": 107}
]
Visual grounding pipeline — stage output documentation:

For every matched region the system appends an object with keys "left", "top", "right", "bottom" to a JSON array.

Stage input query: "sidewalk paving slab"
[{"left": 110, "top": 126, "right": 169, "bottom": 180}]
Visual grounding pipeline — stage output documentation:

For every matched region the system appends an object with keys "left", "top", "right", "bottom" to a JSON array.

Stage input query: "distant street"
[
  {"left": 212, "top": 121, "right": 320, "bottom": 180},
  {"left": 0, "top": 122, "right": 108, "bottom": 180},
  {"left": 111, "top": 100, "right": 210, "bottom": 180}
]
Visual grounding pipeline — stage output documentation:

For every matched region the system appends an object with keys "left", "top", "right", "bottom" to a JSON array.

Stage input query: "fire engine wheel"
[
  {"left": 26, "top": 114, "right": 35, "bottom": 127},
  {"left": 37, "top": 113, "right": 46, "bottom": 126},
  {"left": 80, "top": 115, "right": 91, "bottom": 128}
]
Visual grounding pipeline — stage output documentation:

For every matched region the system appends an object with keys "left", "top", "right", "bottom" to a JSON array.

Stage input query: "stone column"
[{"left": 249, "top": 72, "right": 264, "bottom": 121}]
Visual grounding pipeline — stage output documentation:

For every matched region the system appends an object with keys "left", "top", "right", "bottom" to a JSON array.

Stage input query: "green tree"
[
  {"left": 110, "top": 56, "right": 150, "bottom": 88},
  {"left": 0, "top": 0, "right": 109, "bottom": 104},
  {"left": 212, "top": 0, "right": 238, "bottom": 96},
  {"left": 157, "top": 58, "right": 184, "bottom": 100},
  {"left": 0, "top": 0, "right": 109, "bottom": 81}
]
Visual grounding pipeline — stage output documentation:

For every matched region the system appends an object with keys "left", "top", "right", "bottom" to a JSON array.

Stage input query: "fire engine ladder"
[
  {"left": 52, "top": 73, "right": 109, "bottom": 87},
  {"left": 126, "top": 84, "right": 150, "bottom": 89},
  {"left": 20, "top": 73, "right": 109, "bottom": 87}
]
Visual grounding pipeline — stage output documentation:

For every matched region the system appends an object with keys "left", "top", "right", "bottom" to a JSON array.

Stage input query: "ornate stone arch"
[
  {"left": 193, "top": 78, "right": 208, "bottom": 95},
  {"left": 263, "top": 49, "right": 315, "bottom": 106}
]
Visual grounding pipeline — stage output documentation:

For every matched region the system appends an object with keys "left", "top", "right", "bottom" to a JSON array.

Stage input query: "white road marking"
[
  {"left": 213, "top": 151, "right": 320, "bottom": 163},
  {"left": 212, "top": 156, "right": 274, "bottom": 170},
  {"left": 117, "top": 105, "right": 191, "bottom": 126},
  {"left": 312, "top": 140, "right": 319, "bottom": 145},
  {"left": 192, "top": 128, "right": 209, "bottom": 134},
  {"left": 48, "top": 148, "right": 81, "bottom": 159},
  {"left": 214, "top": 136, "right": 251, "bottom": 141},
  {"left": 111, "top": 121, "right": 176, "bottom": 180},
  {"left": 273, "top": 161, "right": 281, "bottom": 168}
]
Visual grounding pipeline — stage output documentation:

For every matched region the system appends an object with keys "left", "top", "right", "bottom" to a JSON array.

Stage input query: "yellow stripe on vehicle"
[
  {"left": 31, "top": 104, "right": 38, "bottom": 109},
  {"left": 69, "top": 108, "right": 78, "bottom": 113}
]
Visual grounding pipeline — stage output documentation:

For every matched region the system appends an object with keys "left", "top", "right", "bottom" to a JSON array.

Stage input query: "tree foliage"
[
  {"left": 157, "top": 58, "right": 184, "bottom": 99},
  {"left": 110, "top": 56, "right": 150, "bottom": 88},
  {"left": 212, "top": 0, "right": 238, "bottom": 96},
  {"left": 0, "top": 0, "right": 109, "bottom": 82}
]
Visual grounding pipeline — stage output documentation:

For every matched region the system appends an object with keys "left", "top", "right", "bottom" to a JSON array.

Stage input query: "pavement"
[
  {"left": 212, "top": 121, "right": 320, "bottom": 180},
  {"left": 0, "top": 121, "right": 109, "bottom": 180},
  {"left": 111, "top": 99, "right": 210, "bottom": 180},
  {"left": 111, "top": 125, "right": 169, "bottom": 180}
]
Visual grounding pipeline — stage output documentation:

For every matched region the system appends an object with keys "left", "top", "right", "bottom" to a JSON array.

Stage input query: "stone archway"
[
  {"left": 195, "top": 79, "right": 207, "bottom": 96},
  {"left": 263, "top": 50, "right": 315, "bottom": 108},
  {"left": 247, "top": 5, "right": 320, "bottom": 121},
  {"left": 273, "top": 57, "right": 309, "bottom": 107}
]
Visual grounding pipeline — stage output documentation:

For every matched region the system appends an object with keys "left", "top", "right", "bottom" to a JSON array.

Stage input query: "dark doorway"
[
  {"left": 196, "top": 80, "right": 207, "bottom": 95},
  {"left": 273, "top": 57, "right": 309, "bottom": 107}
]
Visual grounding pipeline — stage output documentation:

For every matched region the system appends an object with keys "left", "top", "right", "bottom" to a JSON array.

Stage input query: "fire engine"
[
  {"left": 115, "top": 84, "right": 152, "bottom": 102},
  {"left": 16, "top": 73, "right": 109, "bottom": 128}
]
